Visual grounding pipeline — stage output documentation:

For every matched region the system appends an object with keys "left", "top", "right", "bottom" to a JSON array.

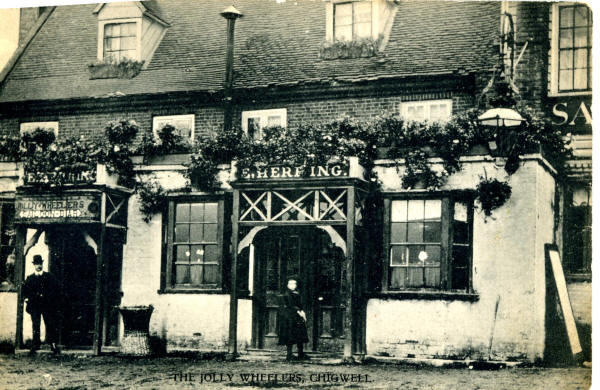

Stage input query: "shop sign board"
[
  {"left": 15, "top": 194, "right": 101, "bottom": 223},
  {"left": 239, "top": 163, "right": 349, "bottom": 180},
  {"left": 549, "top": 96, "right": 592, "bottom": 134}
]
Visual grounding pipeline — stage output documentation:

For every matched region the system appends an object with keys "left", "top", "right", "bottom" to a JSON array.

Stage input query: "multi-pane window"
[
  {"left": 241, "top": 109, "right": 287, "bottom": 140},
  {"left": 0, "top": 202, "right": 16, "bottom": 288},
  {"left": 103, "top": 22, "right": 137, "bottom": 61},
  {"left": 334, "top": 1, "right": 372, "bottom": 41},
  {"left": 387, "top": 197, "right": 472, "bottom": 291},
  {"left": 400, "top": 100, "right": 453, "bottom": 122},
  {"left": 165, "top": 200, "right": 224, "bottom": 290},
  {"left": 20, "top": 121, "right": 59, "bottom": 137},
  {"left": 557, "top": 4, "right": 592, "bottom": 92}
]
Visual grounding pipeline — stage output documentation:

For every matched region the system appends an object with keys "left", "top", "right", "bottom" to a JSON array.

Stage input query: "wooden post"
[
  {"left": 227, "top": 189, "right": 240, "bottom": 358},
  {"left": 14, "top": 225, "right": 26, "bottom": 349},
  {"left": 343, "top": 186, "right": 356, "bottom": 361},
  {"left": 93, "top": 194, "right": 107, "bottom": 355}
]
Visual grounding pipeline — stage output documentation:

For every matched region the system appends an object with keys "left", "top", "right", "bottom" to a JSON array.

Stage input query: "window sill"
[
  {"left": 158, "top": 288, "right": 226, "bottom": 295},
  {"left": 368, "top": 290, "right": 479, "bottom": 302},
  {"left": 547, "top": 90, "right": 592, "bottom": 98}
]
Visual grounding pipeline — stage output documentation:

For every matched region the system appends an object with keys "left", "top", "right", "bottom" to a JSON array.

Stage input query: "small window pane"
[
  {"left": 424, "top": 267, "right": 440, "bottom": 288},
  {"left": 574, "top": 6, "right": 588, "bottom": 27},
  {"left": 574, "top": 27, "right": 588, "bottom": 47},
  {"left": 559, "top": 70, "right": 573, "bottom": 90},
  {"left": 454, "top": 222, "right": 469, "bottom": 244},
  {"left": 391, "top": 245, "right": 407, "bottom": 266},
  {"left": 407, "top": 222, "right": 423, "bottom": 242},
  {"left": 191, "top": 244, "right": 204, "bottom": 263},
  {"left": 355, "top": 22, "right": 372, "bottom": 39},
  {"left": 175, "top": 224, "right": 189, "bottom": 243},
  {"left": 190, "top": 203, "right": 203, "bottom": 222},
  {"left": 335, "top": 3, "right": 353, "bottom": 23},
  {"left": 390, "top": 267, "right": 406, "bottom": 289},
  {"left": 408, "top": 245, "right": 425, "bottom": 264},
  {"left": 452, "top": 245, "right": 470, "bottom": 268},
  {"left": 423, "top": 222, "right": 441, "bottom": 242},
  {"left": 391, "top": 222, "right": 407, "bottom": 243},
  {"left": 176, "top": 203, "right": 190, "bottom": 222},
  {"left": 406, "top": 267, "right": 423, "bottom": 287},
  {"left": 424, "top": 245, "right": 441, "bottom": 264},
  {"left": 574, "top": 48, "right": 587, "bottom": 68},
  {"left": 120, "top": 36, "right": 136, "bottom": 50},
  {"left": 407, "top": 200, "right": 424, "bottom": 221},
  {"left": 424, "top": 199, "right": 441, "bottom": 220},
  {"left": 203, "top": 265, "right": 218, "bottom": 284},
  {"left": 204, "top": 244, "right": 219, "bottom": 262},
  {"left": 175, "top": 264, "right": 189, "bottom": 285},
  {"left": 391, "top": 200, "right": 407, "bottom": 222},
  {"left": 559, "top": 29, "right": 573, "bottom": 49},
  {"left": 247, "top": 117, "right": 261, "bottom": 139},
  {"left": 175, "top": 245, "right": 190, "bottom": 262},
  {"left": 560, "top": 7, "right": 574, "bottom": 28},
  {"left": 560, "top": 50, "right": 573, "bottom": 69},
  {"left": 123, "top": 22, "right": 136, "bottom": 36},
  {"left": 190, "top": 224, "right": 203, "bottom": 242},
  {"left": 354, "top": 1, "right": 371, "bottom": 22},
  {"left": 203, "top": 224, "right": 218, "bottom": 243},
  {"left": 190, "top": 264, "right": 203, "bottom": 285},
  {"left": 454, "top": 201, "right": 468, "bottom": 222},
  {"left": 574, "top": 69, "right": 588, "bottom": 89},
  {"left": 335, "top": 25, "right": 352, "bottom": 41},
  {"left": 204, "top": 203, "right": 218, "bottom": 222}
]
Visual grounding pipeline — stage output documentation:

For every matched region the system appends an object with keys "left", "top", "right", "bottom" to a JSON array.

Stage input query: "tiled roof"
[{"left": 0, "top": 0, "right": 500, "bottom": 103}]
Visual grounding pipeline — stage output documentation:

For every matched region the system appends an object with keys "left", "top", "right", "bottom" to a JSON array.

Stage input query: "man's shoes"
[
  {"left": 297, "top": 354, "right": 311, "bottom": 361},
  {"left": 28, "top": 348, "right": 38, "bottom": 356}
]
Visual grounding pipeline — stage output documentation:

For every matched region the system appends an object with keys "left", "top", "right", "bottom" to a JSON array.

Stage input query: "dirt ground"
[{"left": 0, "top": 353, "right": 592, "bottom": 390}]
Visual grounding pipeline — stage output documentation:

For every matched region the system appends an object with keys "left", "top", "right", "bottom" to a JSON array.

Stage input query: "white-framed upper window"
[
  {"left": 152, "top": 114, "right": 195, "bottom": 140},
  {"left": 241, "top": 109, "right": 287, "bottom": 140},
  {"left": 19, "top": 122, "right": 59, "bottom": 136},
  {"left": 103, "top": 22, "right": 138, "bottom": 62},
  {"left": 98, "top": 19, "right": 141, "bottom": 62},
  {"left": 400, "top": 100, "right": 452, "bottom": 122},
  {"left": 550, "top": 3, "right": 593, "bottom": 95},
  {"left": 334, "top": 1, "right": 372, "bottom": 41}
]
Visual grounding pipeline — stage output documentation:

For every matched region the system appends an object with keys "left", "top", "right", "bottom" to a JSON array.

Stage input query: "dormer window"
[
  {"left": 94, "top": 2, "right": 169, "bottom": 65},
  {"left": 326, "top": 0, "right": 396, "bottom": 44},
  {"left": 103, "top": 22, "right": 138, "bottom": 61},
  {"left": 334, "top": 2, "right": 372, "bottom": 41}
]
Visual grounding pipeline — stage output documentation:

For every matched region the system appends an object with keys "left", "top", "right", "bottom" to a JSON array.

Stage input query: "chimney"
[
  {"left": 220, "top": 6, "right": 243, "bottom": 132},
  {"left": 19, "top": 7, "right": 46, "bottom": 46}
]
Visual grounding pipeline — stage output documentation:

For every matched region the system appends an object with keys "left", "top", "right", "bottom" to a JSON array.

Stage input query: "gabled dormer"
[{"left": 93, "top": 1, "right": 169, "bottom": 66}]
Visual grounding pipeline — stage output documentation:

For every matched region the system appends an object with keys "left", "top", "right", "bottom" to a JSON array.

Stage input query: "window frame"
[
  {"left": 333, "top": 1, "right": 373, "bottom": 42},
  {"left": 152, "top": 114, "right": 196, "bottom": 141},
  {"left": 549, "top": 2, "right": 593, "bottom": 96},
  {"left": 97, "top": 18, "right": 142, "bottom": 62},
  {"left": 162, "top": 196, "right": 226, "bottom": 293},
  {"left": 400, "top": 99, "right": 453, "bottom": 122},
  {"left": 382, "top": 192, "right": 474, "bottom": 293},
  {"left": 241, "top": 108, "right": 287, "bottom": 140},
  {"left": 19, "top": 121, "right": 59, "bottom": 137}
]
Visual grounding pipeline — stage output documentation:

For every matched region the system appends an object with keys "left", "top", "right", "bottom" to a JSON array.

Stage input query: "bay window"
[{"left": 384, "top": 195, "right": 473, "bottom": 291}]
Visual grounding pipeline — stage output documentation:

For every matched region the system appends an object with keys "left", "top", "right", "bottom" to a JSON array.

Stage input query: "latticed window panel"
[{"left": 239, "top": 189, "right": 348, "bottom": 223}]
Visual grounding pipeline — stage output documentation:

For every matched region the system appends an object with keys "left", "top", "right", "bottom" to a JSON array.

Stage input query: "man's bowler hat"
[{"left": 32, "top": 255, "right": 44, "bottom": 265}]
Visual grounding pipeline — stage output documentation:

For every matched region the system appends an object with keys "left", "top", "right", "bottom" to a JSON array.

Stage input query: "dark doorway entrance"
[
  {"left": 47, "top": 227, "right": 123, "bottom": 348},
  {"left": 251, "top": 226, "right": 345, "bottom": 352}
]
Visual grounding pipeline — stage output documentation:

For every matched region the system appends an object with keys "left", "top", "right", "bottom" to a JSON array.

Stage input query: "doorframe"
[{"left": 228, "top": 178, "right": 369, "bottom": 360}]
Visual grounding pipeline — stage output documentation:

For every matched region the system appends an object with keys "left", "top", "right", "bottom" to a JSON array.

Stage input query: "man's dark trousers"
[{"left": 29, "top": 309, "right": 59, "bottom": 350}]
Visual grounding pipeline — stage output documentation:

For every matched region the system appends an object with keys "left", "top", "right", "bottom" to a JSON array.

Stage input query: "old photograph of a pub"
[{"left": 0, "top": 1, "right": 593, "bottom": 389}]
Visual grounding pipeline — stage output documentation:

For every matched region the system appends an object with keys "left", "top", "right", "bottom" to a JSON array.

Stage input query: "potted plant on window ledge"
[
  {"left": 88, "top": 58, "right": 145, "bottom": 79},
  {"left": 136, "top": 125, "right": 194, "bottom": 165}
]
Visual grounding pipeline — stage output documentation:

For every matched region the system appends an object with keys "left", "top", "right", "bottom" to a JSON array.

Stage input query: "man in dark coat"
[
  {"left": 278, "top": 277, "right": 309, "bottom": 361},
  {"left": 22, "top": 255, "right": 61, "bottom": 354}
]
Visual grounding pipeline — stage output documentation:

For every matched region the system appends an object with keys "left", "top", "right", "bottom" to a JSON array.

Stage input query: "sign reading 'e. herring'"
[
  {"left": 15, "top": 194, "right": 101, "bottom": 223},
  {"left": 240, "top": 163, "right": 349, "bottom": 180}
]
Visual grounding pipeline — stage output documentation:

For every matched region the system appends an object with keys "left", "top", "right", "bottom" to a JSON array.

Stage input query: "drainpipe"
[{"left": 221, "top": 6, "right": 243, "bottom": 132}]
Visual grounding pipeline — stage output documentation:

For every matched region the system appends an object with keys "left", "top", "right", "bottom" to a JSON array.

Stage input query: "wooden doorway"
[{"left": 251, "top": 226, "right": 345, "bottom": 353}]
